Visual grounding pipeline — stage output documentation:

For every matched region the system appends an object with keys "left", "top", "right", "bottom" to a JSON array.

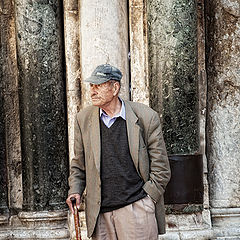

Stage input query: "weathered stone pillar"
[
  {"left": 63, "top": 0, "right": 81, "bottom": 162},
  {"left": 15, "top": 0, "right": 69, "bottom": 238},
  {"left": 80, "top": 0, "right": 130, "bottom": 107},
  {"left": 206, "top": 0, "right": 240, "bottom": 238},
  {"left": 0, "top": 0, "right": 22, "bottom": 213},
  {"left": 129, "top": 0, "right": 149, "bottom": 105},
  {"left": 63, "top": 1, "right": 84, "bottom": 239},
  {"left": 0, "top": 0, "right": 22, "bottom": 227},
  {"left": 147, "top": 0, "right": 211, "bottom": 238},
  {"left": 148, "top": 0, "right": 199, "bottom": 154}
]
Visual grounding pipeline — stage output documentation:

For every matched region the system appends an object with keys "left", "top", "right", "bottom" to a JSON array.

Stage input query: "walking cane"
[{"left": 70, "top": 197, "right": 82, "bottom": 240}]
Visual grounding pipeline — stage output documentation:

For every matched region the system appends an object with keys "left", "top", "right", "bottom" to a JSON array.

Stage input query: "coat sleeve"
[
  {"left": 142, "top": 111, "right": 171, "bottom": 202},
  {"left": 68, "top": 115, "right": 86, "bottom": 196}
]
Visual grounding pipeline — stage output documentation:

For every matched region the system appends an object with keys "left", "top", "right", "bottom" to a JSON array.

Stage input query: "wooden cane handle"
[{"left": 70, "top": 197, "right": 82, "bottom": 240}]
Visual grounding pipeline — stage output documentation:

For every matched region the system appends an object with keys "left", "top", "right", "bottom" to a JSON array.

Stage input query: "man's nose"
[{"left": 90, "top": 87, "right": 97, "bottom": 95}]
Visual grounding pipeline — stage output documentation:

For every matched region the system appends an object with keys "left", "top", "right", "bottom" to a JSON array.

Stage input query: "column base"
[
  {"left": 18, "top": 209, "right": 68, "bottom": 228},
  {"left": 0, "top": 210, "right": 70, "bottom": 239},
  {"left": 211, "top": 207, "right": 240, "bottom": 239},
  {"left": 211, "top": 207, "right": 240, "bottom": 228},
  {"left": 0, "top": 213, "right": 9, "bottom": 225}
]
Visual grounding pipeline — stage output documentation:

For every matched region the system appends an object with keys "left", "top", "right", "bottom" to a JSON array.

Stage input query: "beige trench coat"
[{"left": 68, "top": 100, "right": 171, "bottom": 238}]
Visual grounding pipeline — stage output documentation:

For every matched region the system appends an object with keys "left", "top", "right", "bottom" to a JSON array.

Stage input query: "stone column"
[
  {"left": 80, "top": 0, "right": 130, "bottom": 107},
  {"left": 15, "top": 0, "right": 69, "bottom": 238},
  {"left": 147, "top": 0, "right": 211, "bottom": 238},
  {"left": 129, "top": 0, "right": 149, "bottom": 105},
  {"left": 63, "top": 0, "right": 81, "bottom": 162},
  {"left": 0, "top": 0, "right": 22, "bottom": 213},
  {"left": 148, "top": 0, "right": 199, "bottom": 154},
  {"left": 0, "top": 0, "right": 22, "bottom": 226},
  {"left": 206, "top": 0, "right": 240, "bottom": 238},
  {"left": 63, "top": 1, "right": 84, "bottom": 239}
]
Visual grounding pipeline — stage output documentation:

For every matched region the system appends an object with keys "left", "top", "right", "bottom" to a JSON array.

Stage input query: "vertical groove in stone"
[
  {"left": 206, "top": 0, "right": 240, "bottom": 208},
  {"left": 197, "top": 0, "right": 210, "bottom": 210},
  {"left": 0, "top": 75, "right": 8, "bottom": 214},
  {"left": 63, "top": 0, "right": 81, "bottom": 163},
  {"left": 80, "top": 0, "right": 129, "bottom": 108},
  {"left": 0, "top": 0, "right": 23, "bottom": 211},
  {"left": 15, "top": 0, "right": 69, "bottom": 211},
  {"left": 129, "top": 0, "right": 149, "bottom": 105},
  {"left": 0, "top": 1, "right": 9, "bottom": 215},
  {"left": 148, "top": 0, "right": 199, "bottom": 154},
  {"left": 197, "top": 0, "right": 207, "bottom": 156}
]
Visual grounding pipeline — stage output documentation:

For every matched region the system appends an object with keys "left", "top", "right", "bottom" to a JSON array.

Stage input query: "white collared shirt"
[{"left": 99, "top": 98, "right": 126, "bottom": 128}]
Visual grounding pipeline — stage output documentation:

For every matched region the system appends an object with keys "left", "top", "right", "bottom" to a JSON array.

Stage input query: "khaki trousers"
[{"left": 92, "top": 196, "right": 158, "bottom": 240}]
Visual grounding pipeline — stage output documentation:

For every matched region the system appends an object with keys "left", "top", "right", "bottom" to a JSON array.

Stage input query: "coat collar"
[
  {"left": 89, "top": 107, "right": 101, "bottom": 172},
  {"left": 89, "top": 100, "right": 140, "bottom": 174}
]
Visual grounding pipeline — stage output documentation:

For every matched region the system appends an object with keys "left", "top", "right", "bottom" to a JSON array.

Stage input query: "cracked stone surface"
[
  {"left": 80, "top": 0, "right": 130, "bottom": 108},
  {"left": 15, "top": 0, "right": 69, "bottom": 211},
  {"left": 206, "top": 0, "right": 240, "bottom": 208},
  {"left": 147, "top": 0, "right": 199, "bottom": 154}
]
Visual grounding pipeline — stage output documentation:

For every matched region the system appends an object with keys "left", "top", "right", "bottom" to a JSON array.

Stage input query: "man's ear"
[{"left": 113, "top": 82, "right": 120, "bottom": 96}]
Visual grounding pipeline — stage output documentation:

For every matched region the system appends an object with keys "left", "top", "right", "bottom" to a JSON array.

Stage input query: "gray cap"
[{"left": 84, "top": 64, "right": 122, "bottom": 84}]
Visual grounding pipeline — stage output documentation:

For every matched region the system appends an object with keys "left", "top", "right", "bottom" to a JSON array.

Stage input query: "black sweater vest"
[{"left": 100, "top": 117, "right": 146, "bottom": 213}]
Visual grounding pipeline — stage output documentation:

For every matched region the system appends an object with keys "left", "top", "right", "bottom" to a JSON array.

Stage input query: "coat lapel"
[
  {"left": 90, "top": 107, "right": 101, "bottom": 173},
  {"left": 125, "top": 101, "right": 140, "bottom": 173}
]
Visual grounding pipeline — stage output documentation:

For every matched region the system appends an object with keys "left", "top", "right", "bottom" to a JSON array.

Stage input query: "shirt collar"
[{"left": 99, "top": 98, "right": 126, "bottom": 120}]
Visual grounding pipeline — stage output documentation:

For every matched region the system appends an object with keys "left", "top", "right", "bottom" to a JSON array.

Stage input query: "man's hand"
[{"left": 66, "top": 193, "right": 81, "bottom": 214}]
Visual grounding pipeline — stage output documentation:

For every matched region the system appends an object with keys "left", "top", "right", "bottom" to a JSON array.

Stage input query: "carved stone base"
[
  {"left": 0, "top": 213, "right": 9, "bottom": 225},
  {"left": 0, "top": 210, "right": 70, "bottom": 239},
  {"left": 211, "top": 208, "right": 240, "bottom": 228},
  {"left": 0, "top": 228, "right": 70, "bottom": 239},
  {"left": 211, "top": 208, "right": 240, "bottom": 239}
]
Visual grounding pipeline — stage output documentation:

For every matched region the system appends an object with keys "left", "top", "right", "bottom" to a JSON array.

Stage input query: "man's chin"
[{"left": 91, "top": 100, "right": 101, "bottom": 107}]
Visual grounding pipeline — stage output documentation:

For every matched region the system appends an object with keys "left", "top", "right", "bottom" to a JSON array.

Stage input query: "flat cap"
[{"left": 84, "top": 64, "right": 122, "bottom": 84}]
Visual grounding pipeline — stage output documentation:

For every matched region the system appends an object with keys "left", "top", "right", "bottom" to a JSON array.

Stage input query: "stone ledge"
[
  {"left": 0, "top": 228, "right": 70, "bottom": 239},
  {"left": 211, "top": 208, "right": 240, "bottom": 215},
  {"left": 213, "top": 227, "right": 240, "bottom": 239},
  {"left": 157, "top": 227, "right": 240, "bottom": 240},
  {"left": 158, "top": 229, "right": 214, "bottom": 240},
  {"left": 211, "top": 208, "right": 240, "bottom": 228}
]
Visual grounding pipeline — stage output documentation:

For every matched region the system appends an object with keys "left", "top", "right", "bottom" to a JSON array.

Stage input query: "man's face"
[{"left": 90, "top": 81, "right": 117, "bottom": 108}]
